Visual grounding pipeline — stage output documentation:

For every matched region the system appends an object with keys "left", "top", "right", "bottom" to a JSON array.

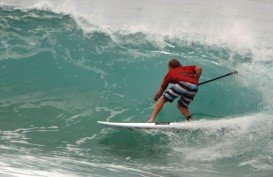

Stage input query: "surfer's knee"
[
  {"left": 177, "top": 102, "right": 189, "bottom": 113},
  {"left": 177, "top": 101, "right": 185, "bottom": 109},
  {"left": 177, "top": 101, "right": 180, "bottom": 108}
]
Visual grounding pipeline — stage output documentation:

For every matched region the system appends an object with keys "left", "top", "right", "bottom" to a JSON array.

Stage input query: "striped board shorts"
[{"left": 163, "top": 81, "right": 198, "bottom": 108}]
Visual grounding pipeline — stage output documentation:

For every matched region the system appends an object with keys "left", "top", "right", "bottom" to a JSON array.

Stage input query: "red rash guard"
[{"left": 161, "top": 65, "right": 199, "bottom": 90}]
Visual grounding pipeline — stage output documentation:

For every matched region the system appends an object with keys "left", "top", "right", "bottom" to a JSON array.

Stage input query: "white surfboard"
[{"left": 97, "top": 121, "right": 191, "bottom": 130}]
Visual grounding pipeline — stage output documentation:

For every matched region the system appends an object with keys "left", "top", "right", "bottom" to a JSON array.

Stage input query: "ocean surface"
[{"left": 0, "top": 0, "right": 273, "bottom": 176}]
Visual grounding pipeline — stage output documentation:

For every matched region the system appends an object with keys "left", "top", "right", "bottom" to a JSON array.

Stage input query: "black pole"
[{"left": 198, "top": 71, "right": 238, "bottom": 86}]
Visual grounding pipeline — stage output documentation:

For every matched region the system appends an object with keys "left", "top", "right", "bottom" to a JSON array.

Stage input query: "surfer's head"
[{"left": 168, "top": 58, "right": 181, "bottom": 70}]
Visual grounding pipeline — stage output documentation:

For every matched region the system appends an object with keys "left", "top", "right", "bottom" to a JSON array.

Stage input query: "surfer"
[{"left": 146, "top": 58, "right": 202, "bottom": 122}]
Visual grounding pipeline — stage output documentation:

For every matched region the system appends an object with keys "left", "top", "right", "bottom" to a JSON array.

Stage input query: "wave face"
[{"left": 0, "top": 1, "right": 273, "bottom": 176}]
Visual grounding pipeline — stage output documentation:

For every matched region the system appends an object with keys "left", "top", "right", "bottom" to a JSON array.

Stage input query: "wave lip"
[{"left": 1, "top": 0, "right": 273, "bottom": 53}]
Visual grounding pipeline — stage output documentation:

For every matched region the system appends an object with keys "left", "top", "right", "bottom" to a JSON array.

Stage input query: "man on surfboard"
[{"left": 146, "top": 58, "right": 202, "bottom": 122}]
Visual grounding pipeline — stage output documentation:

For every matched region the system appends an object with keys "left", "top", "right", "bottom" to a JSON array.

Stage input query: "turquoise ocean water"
[{"left": 0, "top": 0, "right": 273, "bottom": 176}]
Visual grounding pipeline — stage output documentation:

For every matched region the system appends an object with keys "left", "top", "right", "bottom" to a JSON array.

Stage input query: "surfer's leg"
[
  {"left": 176, "top": 82, "right": 198, "bottom": 122},
  {"left": 146, "top": 96, "right": 167, "bottom": 123},
  {"left": 177, "top": 102, "right": 191, "bottom": 122}
]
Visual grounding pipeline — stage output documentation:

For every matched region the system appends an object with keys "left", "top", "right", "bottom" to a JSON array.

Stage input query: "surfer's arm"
[{"left": 195, "top": 66, "right": 202, "bottom": 81}]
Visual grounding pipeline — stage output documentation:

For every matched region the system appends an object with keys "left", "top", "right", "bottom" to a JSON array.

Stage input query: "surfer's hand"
[
  {"left": 154, "top": 88, "right": 165, "bottom": 101},
  {"left": 154, "top": 90, "right": 162, "bottom": 101},
  {"left": 154, "top": 94, "right": 160, "bottom": 101}
]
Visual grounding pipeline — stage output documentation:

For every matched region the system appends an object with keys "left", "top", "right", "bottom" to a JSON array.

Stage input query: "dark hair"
[{"left": 168, "top": 58, "right": 181, "bottom": 68}]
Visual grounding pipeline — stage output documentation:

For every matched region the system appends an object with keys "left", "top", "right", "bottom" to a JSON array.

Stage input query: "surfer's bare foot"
[
  {"left": 186, "top": 115, "right": 192, "bottom": 122},
  {"left": 186, "top": 118, "right": 192, "bottom": 122},
  {"left": 146, "top": 118, "right": 154, "bottom": 123}
]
